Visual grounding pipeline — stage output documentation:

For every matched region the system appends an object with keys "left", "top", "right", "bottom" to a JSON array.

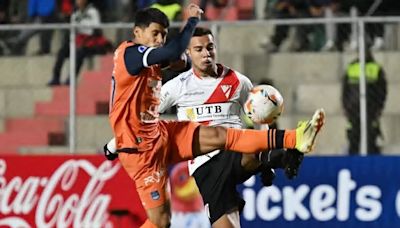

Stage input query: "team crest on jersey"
[
  {"left": 138, "top": 45, "right": 148, "bottom": 53},
  {"left": 221, "top": 85, "right": 232, "bottom": 99},
  {"left": 150, "top": 191, "right": 160, "bottom": 200}
]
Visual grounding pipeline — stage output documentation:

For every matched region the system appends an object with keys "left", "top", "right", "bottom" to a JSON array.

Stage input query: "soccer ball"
[{"left": 244, "top": 85, "right": 284, "bottom": 124}]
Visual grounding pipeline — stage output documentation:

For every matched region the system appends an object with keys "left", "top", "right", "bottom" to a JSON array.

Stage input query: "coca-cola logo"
[{"left": 0, "top": 159, "right": 121, "bottom": 228}]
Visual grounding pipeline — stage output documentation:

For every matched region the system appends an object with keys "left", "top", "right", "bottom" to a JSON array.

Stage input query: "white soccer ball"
[{"left": 244, "top": 85, "right": 284, "bottom": 124}]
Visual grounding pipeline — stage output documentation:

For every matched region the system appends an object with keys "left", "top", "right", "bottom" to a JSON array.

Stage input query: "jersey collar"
[{"left": 192, "top": 64, "right": 227, "bottom": 80}]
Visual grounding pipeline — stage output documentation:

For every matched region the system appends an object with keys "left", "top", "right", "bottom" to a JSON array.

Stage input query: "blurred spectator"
[
  {"left": 319, "top": 0, "right": 339, "bottom": 51},
  {"left": 137, "top": 0, "right": 157, "bottom": 9},
  {"left": 363, "top": 0, "right": 385, "bottom": 50},
  {"left": 57, "top": 0, "right": 74, "bottom": 55},
  {"left": 200, "top": 0, "right": 229, "bottom": 9},
  {"left": 200, "top": 0, "right": 229, "bottom": 20},
  {"left": 5, "top": 0, "right": 57, "bottom": 55},
  {"left": 115, "top": 0, "right": 139, "bottom": 42},
  {"left": 341, "top": 49, "right": 387, "bottom": 155},
  {"left": 47, "top": 0, "right": 112, "bottom": 86},
  {"left": 91, "top": 0, "right": 123, "bottom": 22},
  {"left": 309, "top": 0, "right": 334, "bottom": 50},
  {"left": 0, "top": 0, "right": 28, "bottom": 55},
  {"left": 261, "top": 0, "right": 322, "bottom": 52},
  {"left": 370, "top": 0, "right": 400, "bottom": 50},
  {"left": 0, "top": 0, "right": 8, "bottom": 23},
  {"left": 320, "top": 0, "right": 363, "bottom": 52},
  {"left": 324, "top": 0, "right": 390, "bottom": 51},
  {"left": 59, "top": 0, "right": 74, "bottom": 20},
  {"left": 8, "top": 0, "right": 28, "bottom": 23},
  {"left": 151, "top": 0, "right": 182, "bottom": 21},
  {"left": 0, "top": 0, "right": 10, "bottom": 55},
  {"left": 169, "top": 162, "right": 210, "bottom": 228},
  {"left": 151, "top": 0, "right": 182, "bottom": 41}
]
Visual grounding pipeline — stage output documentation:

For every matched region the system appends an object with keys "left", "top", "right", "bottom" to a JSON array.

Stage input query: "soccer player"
[
  {"left": 160, "top": 27, "right": 308, "bottom": 227},
  {"left": 107, "top": 4, "right": 325, "bottom": 227}
]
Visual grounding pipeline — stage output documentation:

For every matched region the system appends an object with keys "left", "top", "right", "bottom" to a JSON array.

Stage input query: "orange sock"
[
  {"left": 225, "top": 128, "right": 296, "bottom": 153},
  {"left": 140, "top": 219, "right": 158, "bottom": 228},
  {"left": 284, "top": 130, "right": 296, "bottom": 149}
]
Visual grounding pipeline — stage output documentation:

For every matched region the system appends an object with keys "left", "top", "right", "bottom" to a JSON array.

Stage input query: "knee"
[
  {"left": 147, "top": 210, "right": 171, "bottom": 228},
  {"left": 194, "top": 126, "right": 228, "bottom": 157}
]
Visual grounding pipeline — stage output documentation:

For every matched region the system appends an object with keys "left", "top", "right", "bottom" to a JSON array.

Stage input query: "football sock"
[
  {"left": 225, "top": 128, "right": 296, "bottom": 153},
  {"left": 284, "top": 130, "right": 296, "bottom": 149}
]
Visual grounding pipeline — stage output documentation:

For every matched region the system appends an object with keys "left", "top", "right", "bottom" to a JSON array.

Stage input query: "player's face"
[
  {"left": 187, "top": 34, "right": 216, "bottom": 74},
  {"left": 133, "top": 22, "right": 167, "bottom": 48}
]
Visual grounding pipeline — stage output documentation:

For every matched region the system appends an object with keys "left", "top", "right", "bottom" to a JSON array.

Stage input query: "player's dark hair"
[
  {"left": 134, "top": 8, "right": 169, "bottom": 29},
  {"left": 193, "top": 27, "right": 213, "bottom": 37}
]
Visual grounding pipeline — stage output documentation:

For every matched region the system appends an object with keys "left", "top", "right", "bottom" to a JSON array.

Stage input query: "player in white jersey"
[
  {"left": 159, "top": 43, "right": 256, "bottom": 177},
  {"left": 160, "top": 27, "right": 305, "bottom": 227},
  {"left": 104, "top": 27, "right": 305, "bottom": 227}
]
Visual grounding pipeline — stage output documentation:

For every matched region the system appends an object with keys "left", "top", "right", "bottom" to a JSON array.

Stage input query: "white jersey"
[{"left": 160, "top": 64, "right": 253, "bottom": 175}]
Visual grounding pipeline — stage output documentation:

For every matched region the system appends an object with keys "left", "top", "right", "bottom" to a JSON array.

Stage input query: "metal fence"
[{"left": 0, "top": 16, "right": 399, "bottom": 155}]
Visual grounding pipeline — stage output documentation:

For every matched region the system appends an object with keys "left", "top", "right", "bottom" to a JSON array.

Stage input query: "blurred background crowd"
[{"left": 1, "top": 0, "right": 400, "bottom": 56}]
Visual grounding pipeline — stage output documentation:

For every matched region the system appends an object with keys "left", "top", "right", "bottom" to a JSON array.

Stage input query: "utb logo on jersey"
[{"left": 150, "top": 190, "right": 160, "bottom": 200}]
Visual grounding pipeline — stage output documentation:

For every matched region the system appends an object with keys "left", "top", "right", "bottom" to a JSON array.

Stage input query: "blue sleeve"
[
  {"left": 123, "top": 44, "right": 174, "bottom": 75},
  {"left": 124, "top": 43, "right": 147, "bottom": 75},
  {"left": 123, "top": 17, "right": 199, "bottom": 76}
]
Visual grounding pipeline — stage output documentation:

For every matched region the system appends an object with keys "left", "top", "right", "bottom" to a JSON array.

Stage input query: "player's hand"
[
  {"left": 186, "top": 3, "right": 203, "bottom": 20},
  {"left": 283, "top": 149, "right": 304, "bottom": 179},
  {"left": 104, "top": 144, "right": 118, "bottom": 161}
]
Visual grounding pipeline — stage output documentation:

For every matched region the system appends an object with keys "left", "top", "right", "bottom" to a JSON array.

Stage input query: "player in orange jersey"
[{"left": 107, "top": 4, "right": 325, "bottom": 228}]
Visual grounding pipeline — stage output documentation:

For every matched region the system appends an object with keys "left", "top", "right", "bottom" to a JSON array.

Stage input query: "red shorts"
[{"left": 118, "top": 120, "right": 200, "bottom": 209}]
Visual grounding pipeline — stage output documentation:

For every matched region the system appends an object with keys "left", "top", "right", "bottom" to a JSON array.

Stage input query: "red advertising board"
[{"left": 0, "top": 155, "right": 147, "bottom": 228}]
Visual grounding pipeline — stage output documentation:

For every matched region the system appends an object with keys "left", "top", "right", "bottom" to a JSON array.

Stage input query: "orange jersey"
[
  {"left": 108, "top": 41, "right": 201, "bottom": 210},
  {"left": 109, "top": 41, "right": 162, "bottom": 151},
  {"left": 107, "top": 18, "right": 202, "bottom": 210}
]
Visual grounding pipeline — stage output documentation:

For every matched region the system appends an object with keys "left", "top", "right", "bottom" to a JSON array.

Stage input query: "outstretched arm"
[{"left": 125, "top": 4, "right": 203, "bottom": 75}]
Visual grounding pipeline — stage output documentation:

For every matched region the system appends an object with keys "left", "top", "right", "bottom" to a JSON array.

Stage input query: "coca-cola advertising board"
[{"left": 0, "top": 155, "right": 147, "bottom": 228}]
